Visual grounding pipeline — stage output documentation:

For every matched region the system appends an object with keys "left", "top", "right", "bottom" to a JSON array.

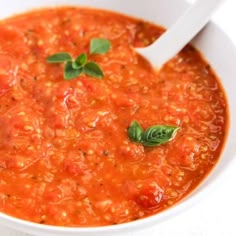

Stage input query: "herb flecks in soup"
[{"left": 0, "top": 7, "right": 227, "bottom": 227}]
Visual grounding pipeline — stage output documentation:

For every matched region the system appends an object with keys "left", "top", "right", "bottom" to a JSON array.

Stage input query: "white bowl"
[{"left": 0, "top": 1, "right": 236, "bottom": 236}]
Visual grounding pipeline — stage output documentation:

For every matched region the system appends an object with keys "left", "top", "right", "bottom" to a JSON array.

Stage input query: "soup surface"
[{"left": 0, "top": 7, "right": 227, "bottom": 226}]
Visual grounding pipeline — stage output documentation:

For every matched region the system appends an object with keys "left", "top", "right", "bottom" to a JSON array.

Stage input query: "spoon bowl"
[{"left": 136, "top": 0, "right": 225, "bottom": 69}]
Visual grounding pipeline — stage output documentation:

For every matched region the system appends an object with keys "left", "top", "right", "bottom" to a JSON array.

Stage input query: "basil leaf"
[
  {"left": 47, "top": 52, "right": 72, "bottom": 63},
  {"left": 128, "top": 121, "right": 144, "bottom": 142},
  {"left": 73, "top": 53, "right": 87, "bottom": 68},
  {"left": 83, "top": 62, "right": 104, "bottom": 79},
  {"left": 90, "top": 38, "right": 111, "bottom": 54},
  {"left": 142, "top": 125, "right": 180, "bottom": 147},
  {"left": 64, "top": 61, "right": 83, "bottom": 80}
]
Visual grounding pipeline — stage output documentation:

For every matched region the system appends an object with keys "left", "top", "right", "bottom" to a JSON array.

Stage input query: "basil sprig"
[
  {"left": 128, "top": 121, "right": 180, "bottom": 147},
  {"left": 47, "top": 38, "right": 111, "bottom": 80}
]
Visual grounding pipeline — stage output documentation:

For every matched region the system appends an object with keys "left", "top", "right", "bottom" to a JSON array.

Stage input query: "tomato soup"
[{"left": 0, "top": 7, "right": 228, "bottom": 226}]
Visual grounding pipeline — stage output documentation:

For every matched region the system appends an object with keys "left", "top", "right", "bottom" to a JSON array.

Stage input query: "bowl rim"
[{"left": 0, "top": 0, "right": 235, "bottom": 235}]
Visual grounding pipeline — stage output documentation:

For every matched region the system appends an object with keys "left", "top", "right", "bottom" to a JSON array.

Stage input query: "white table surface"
[{"left": 1, "top": 0, "right": 236, "bottom": 235}]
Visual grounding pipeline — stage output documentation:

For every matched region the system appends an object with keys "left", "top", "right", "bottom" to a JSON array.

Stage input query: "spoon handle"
[{"left": 136, "top": 0, "right": 225, "bottom": 69}]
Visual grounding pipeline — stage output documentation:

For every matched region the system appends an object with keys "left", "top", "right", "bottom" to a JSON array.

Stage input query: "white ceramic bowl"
[{"left": 0, "top": 1, "right": 236, "bottom": 236}]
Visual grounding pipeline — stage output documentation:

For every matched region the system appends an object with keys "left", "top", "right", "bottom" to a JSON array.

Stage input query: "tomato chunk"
[{"left": 167, "top": 135, "right": 200, "bottom": 169}]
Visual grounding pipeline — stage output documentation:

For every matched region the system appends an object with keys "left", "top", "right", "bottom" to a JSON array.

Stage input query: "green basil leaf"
[
  {"left": 64, "top": 61, "right": 83, "bottom": 80},
  {"left": 128, "top": 121, "right": 144, "bottom": 142},
  {"left": 73, "top": 53, "right": 87, "bottom": 68},
  {"left": 90, "top": 38, "right": 111, "bottom": 55},
  {"left": 83, "top": 62, "right": 104, "bottom": 79},
  {"left": 47, "top": 52, "right": 72, "bottom": 63},
  {"left": 142, "top": 125, "right": 180, "bottom": 147}
]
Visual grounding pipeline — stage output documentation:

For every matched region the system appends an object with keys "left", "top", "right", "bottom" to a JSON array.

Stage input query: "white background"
[{"left": 1, "top": 0, "right": 236, "bottom": 235}]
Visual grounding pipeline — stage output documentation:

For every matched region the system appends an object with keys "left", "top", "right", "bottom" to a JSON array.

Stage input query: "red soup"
[{"left": 0, "top": 7, "right": 228, "bottom": 226}]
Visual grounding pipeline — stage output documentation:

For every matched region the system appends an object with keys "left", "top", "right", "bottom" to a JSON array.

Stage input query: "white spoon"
[{"left": 136, "top": 0, "right": 225, "bottom": 69}]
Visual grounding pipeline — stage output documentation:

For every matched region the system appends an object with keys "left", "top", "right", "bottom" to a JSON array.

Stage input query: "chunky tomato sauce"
[{"left": 0, "top": 7, "right": 228, "bottom": 226}]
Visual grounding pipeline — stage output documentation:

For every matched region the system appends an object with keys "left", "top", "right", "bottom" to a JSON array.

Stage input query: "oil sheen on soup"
[{"left": 0, "top": 7, "right": 228, "bottom": 226}]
